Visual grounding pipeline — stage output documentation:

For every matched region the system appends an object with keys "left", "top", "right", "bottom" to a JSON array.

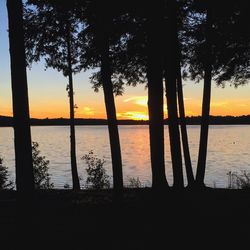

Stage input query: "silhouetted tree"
[
  {"left": 24, "top": 1, "right": 81, "bottom": 190},
  {"left": 195, "top": 4, "right": 212, "bottom": 187},
  {"left": 96, "top": 1, "right": 169, "bottom": 189},
  {"left": 118, "top": 1, "right": 194, "bottom": 188},
  {"left": 164, "top": 0, "right": 184, "bottom": 189},
  {"left": 174, "top": 0, "right": 195, "bottom": 187},
  {"left": 146, "top": 1, "right": 169, "bottom": 189},
  {"left": 95, "top": 1, "right": 169, "bottom": 189},
  {"left": 197, "top": 0, "right": 249, "bottom": 187},
  {"left": 182, "top": 0, "right": 250, "bottom": 187},
  {"left": 96, "top": 6, "right": 124, "bottom": 194},
  {"left": 7, "top": 0, "right": 34, "bottom": 194},
  {"left": 177, "top": 64, "right": 195, "bottom": 186},
  {"left": 78, "top": 1, "right": 124, "bottom": 194}
]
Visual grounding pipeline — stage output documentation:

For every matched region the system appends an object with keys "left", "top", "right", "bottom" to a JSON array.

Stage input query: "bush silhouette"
[
  {"left": 82, "top": 151, "right": 110, "bottom": 189},
  {"left": 228, "top": 171, "right": 250, "bottom": 189},
  {"left": 0, "top": 157, "right": 13, "bottom": 190},
  {"left": 127, "top": 177, "right": 142, "bottom": 188},
  {"left": 32, "top": 142, "right": 54, "bottom": 189}
]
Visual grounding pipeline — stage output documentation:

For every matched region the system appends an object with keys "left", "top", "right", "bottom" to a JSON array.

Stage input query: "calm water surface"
[{"left": 0, "top": 125, "right": 249, "bottom": 188}]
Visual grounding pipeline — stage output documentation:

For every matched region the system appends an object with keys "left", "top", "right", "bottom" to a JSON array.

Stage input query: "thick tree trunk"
[
  {"left": 146, "top": 2, "right": 169, "bottom": 189},
  {"left": 100, "top": 37, "right": 123, "bottom": 194},
  {"left": 177, "top": 65, "right": 195, "bottom": 186},
  {"left": 164, "top": 0, "right": 184, "bottom": 189},
  {"left": 66, "top": 26, "right": 80, "bottom": 190},
  {"left": 195, "top": 7, "right": 213, "bottom": 187},
  {"left": 7, "top": 0, "right": 34, "bottom": 193}
]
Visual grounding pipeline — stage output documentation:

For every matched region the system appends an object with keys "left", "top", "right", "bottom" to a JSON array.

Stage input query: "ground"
[{"left": 1, "top": 188, "right": 250, "bottom": 249}]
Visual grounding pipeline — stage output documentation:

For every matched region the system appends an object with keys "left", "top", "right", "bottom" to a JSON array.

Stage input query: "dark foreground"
[{"left": 1, "top": 188, "right": 250, "bottom": 249}]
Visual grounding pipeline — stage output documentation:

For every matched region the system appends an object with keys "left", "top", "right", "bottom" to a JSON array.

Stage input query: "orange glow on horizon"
[
  {"left": 117, "top": 111, "right": 149, "bottom": 120},
  {"left": 1, "top": 95, "right": 249, "bottom": 120}
]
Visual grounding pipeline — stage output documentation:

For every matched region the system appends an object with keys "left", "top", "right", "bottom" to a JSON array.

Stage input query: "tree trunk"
[
  {"left": 146, "top": 2, "right": 169, "bottom": 189},
  {"left": 164, "top": 0, "right": 184, "bottom": 189},
  {"left": 195, "top": 7, "right": 213, "bottom": 187},
  {"left": 66, "top": 24, "right": 80, "bottom": 190},
  {"left": 177, "top": 64, "right": 195, "bottom": 186},
  {"left": 100, "top": 33, "right": 123, "bottom": 195},
  {"left": 7, "top": 0, "right": 34, "bottom": 193}
]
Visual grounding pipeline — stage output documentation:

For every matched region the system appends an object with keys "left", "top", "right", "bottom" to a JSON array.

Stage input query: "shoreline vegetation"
[{"left": 0, "top": 114, "right": 250, "bottom": 127}]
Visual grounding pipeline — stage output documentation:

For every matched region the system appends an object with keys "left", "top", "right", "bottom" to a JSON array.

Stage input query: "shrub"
[
  {"left": 0, "top": 157, "right": 13, "bottom": 190},
  {"left": 32, "top": 142, "right": 54, "bottom": 189},
  {"left": 0, "top": 142, "right": 53, "bottom": 190},
  {"left": 227, "top": 170, "right": 250, "bottom": 189},
  {"left": 81, "top": 151, "right": 110, "bottom": 189},
  {"left": 127, "top": 177, "right": 142, "bottom": 188}
]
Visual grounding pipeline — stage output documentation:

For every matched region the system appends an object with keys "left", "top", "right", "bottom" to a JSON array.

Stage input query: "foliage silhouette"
[
  {"left": 0, "top": 143, "right": 53, "bottom": 190},
  {"left": 228, "top": 171, "right": 250, "bottom": 189},
  {"left": 32, "top": 142, "right": 53, "bottom": 189},
  {"left": 0, "top": 158, "right": 14, "bottom": 190},
  {"left": 127, "top": 177, "right": 142, "bottom": 188},
  {"left": 82, "top": 151, "right": 110, "bottom": 190},
  {"left": 181, "top": 0, "right": 250, "bottom": 187}
]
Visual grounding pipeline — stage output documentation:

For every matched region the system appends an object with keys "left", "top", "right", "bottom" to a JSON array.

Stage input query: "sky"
[{"left": 0, "top": 1, "right": 249, "bottom": 120}]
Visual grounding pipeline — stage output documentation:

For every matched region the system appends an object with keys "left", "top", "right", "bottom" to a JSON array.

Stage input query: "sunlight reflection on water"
[{"left": 0, "top": 125, "right": 249, "bottom": 188}]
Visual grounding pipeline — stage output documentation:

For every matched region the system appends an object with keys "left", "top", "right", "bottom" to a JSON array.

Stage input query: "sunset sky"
[{"left": 0, "top": 2, "right": 249, "bottom": 120}]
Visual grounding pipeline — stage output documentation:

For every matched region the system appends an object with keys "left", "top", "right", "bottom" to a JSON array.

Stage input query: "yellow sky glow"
[
  {"left": 2, "top": 94, "right": 249, "bottom": 120},
  {"left": 117, "top": 111, "right": 149, "bottom": 120}
]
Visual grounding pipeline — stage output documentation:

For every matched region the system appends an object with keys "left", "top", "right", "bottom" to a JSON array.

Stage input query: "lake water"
[{"left": 0, "top": 125, "right": 249, "bottom": 188}]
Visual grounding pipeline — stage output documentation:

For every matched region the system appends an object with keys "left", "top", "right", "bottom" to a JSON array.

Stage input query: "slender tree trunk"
[
  {"left": 7, "top": 0, "right": 34, "bottom": 193},
  {"left": 177, "top": 64, "right": 195, "bottom": 186},
  {"left": 100, "top": 32, "right": 123, "bottom": 195},
  {"left": 195, "top": 7, "right": 213, "bottom": 187},
  {"left": 164, "top": 0, "right": 184, "bottom": 189},
  {"left": 66, "top": 25, "right": 80, "bottom": 190},
  {"left": 146, "top": 2, "right": 169, "bottom": 189}
]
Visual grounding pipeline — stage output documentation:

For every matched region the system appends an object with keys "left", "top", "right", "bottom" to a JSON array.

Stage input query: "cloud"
[
  {"left": 124, "top": 96, "right": 148, "bottom": 107},
  {"left": 84, "top": 107, "right": 92, "bottom": 112},
  {"left": 210, "top": 101, "right": 228, "bottom": 108},
  {"left": 79, "top": 106, "right": 95, "bottom": 116},
  {"left": 117, "top": 111, "right": 148, "bottom": 120}
]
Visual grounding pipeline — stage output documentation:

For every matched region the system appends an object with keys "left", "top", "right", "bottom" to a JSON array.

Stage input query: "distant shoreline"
[{"left": 0, "top": 115, "right": 250, "bottom": 127}]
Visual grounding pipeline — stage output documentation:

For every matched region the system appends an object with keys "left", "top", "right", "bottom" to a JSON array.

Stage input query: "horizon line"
[{"left": 1, "top": 114, "right": 250, "bottom": 121}]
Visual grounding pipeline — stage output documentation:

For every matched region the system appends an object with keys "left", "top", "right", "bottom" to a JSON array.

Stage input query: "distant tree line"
[
  {"left": 3, "top": 0, "right": 249, "bottom": 196},
  {"left": 1, "top": 115, "right": 250, "bottom": 127}
]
